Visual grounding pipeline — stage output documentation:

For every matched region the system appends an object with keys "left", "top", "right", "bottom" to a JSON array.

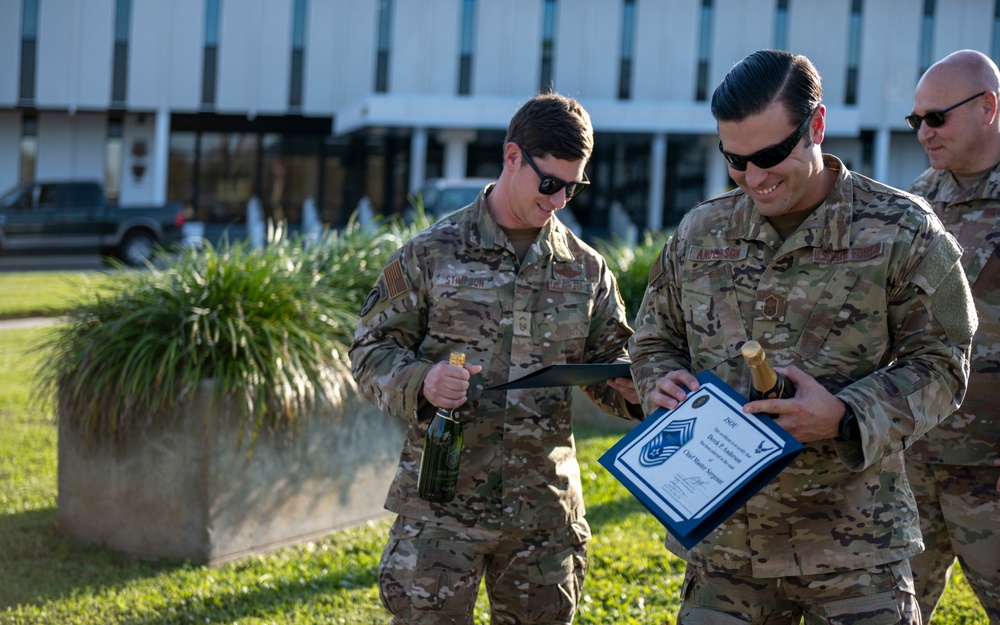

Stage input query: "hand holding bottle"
[
  {"left": 422, "top": 354, "right": 482, "bottom": 412},
  {"left": 418, "top": 353, "right": 480, "bottom": 503}
]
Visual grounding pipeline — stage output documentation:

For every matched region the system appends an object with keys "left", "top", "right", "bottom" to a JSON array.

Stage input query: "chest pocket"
[
  {"left": 534, "top": 294, "right": 591, "bottom": 366},
  {"left": 427, "top": 286, "right": 500, "bottom": 347},
  {"left": 681, "top": 263, "right": 747, "bottom": 370}
]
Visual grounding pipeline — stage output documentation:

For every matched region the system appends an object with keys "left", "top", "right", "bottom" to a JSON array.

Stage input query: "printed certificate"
[{"left": 599, "top": 370, "right": 803, "bottom": 549}]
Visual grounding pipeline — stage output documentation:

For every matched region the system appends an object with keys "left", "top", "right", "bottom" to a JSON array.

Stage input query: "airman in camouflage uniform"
[
  {"left": 350, "top": 93, "right": 642, "bottom": 625},
  {"left": 629, "top": 50, "right": 976, "bottom": 624},
  {"left": 904, "top": 50, "right": 1000, "bottom": 624}
]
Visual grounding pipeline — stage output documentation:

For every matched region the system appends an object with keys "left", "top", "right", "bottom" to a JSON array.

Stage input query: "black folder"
[{"left": 487, "top": 362, "right": 631, "bottom": 390}]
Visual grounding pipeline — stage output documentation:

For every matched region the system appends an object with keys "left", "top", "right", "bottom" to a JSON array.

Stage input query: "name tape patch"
[
  {"left": 437, "top": 274, "right": 494, "bottom": 289},
  {"left": 687, "top": 245, "right": 748, "bottom": 261},
  {"left": 813, "top": 242, "right": 884, "bottom": 264}
]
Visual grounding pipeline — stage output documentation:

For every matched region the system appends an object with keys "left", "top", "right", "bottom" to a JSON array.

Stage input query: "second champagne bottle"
[{"left": 417, "top": 352, "right": 467, "bottom": 503}]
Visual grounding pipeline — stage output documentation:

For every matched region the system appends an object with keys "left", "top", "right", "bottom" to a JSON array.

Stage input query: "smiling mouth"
[{"left": 755, "top": 182, "right": 780, "bottom": 196}]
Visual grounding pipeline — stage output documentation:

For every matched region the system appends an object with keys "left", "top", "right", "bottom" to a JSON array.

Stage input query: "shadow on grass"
[
  {"left": 0, "top": 507, "right": 187, "bottom": 610},
  {"left": 584, "top": 492, "right": 649, "bottom": 533}
]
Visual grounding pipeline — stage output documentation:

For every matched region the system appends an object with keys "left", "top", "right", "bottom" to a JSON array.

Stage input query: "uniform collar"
[
  {"left": 468, "top": 186, "right": 575, "bottom": 262},
  {"left": 912, "top": 160, "right": 1000, "bottom": 205},
  {"left": 725, "top": 154, "right": 854, "bottom": 252}
]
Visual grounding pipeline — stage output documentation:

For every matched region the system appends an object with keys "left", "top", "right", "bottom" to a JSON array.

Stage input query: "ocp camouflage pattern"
[
  {"left": 629, "top": 155, "right": 976, "bottom": 578},
  {"left": 907, "top": 164, "right": 1000, "bottom": 465},
  {"left": 350, "top": 188, "right": 640, "bottom": 532}
]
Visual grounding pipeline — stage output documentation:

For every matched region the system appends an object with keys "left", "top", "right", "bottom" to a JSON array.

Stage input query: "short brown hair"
[{"left": 504, "top": 92, "right": 594, "bottom": 163}]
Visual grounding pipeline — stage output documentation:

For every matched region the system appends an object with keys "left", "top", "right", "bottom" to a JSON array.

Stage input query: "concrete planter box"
[{"left": 57, "top": 383, "right": 406, "bottom": 566}]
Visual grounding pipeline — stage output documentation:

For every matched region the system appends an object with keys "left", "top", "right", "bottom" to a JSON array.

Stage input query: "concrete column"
[
  {"left": 648, "top": 133, "right": 667, "bottom": 232},
  {"left": 438, "top": 129, "right": 477, "bottom": 179},
  {"left": 874, "top": 126, "right": 891, "bottom": 186},
  {"left": 152, "top": 108, "right": 170, "bottom": 203},
  {"left": 409, "top": 127, "right": 428, "bottom": 193}
]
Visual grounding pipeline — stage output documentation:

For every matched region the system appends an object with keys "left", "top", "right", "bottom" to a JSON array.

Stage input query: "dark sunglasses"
[
  {"left": 905, "top": 91, "right": 987, "bottom": 130},
  {"left": 718, "top": 109, "right": 815, "bottom": 171},
  {"left": 518, "top": 146, "right": 590, "bottom": 199}
]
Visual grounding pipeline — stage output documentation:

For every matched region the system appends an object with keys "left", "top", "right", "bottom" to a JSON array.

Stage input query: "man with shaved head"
[{"left": 905, "top": 49, "right": 1000, "bottom": 623}]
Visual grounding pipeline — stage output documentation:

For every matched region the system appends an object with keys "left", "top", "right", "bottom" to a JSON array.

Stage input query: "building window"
[
  {"left": 111, "top": 0, "right": 131, "bottom": 107},
  {"left": 375, "top": 0, "right": 393, "bottom": 93},
  {"left": 289, "top": 0, "right": 307, "bottom": 110},
  {"left": 105, "top": 118, "right": 124, "bottom": 204},
  {"left": 457, "top": 0, "right": 476, "bottom": 95},
  {"left": 695, "top": 0, "right": 714, "bottom": 101},
  {"left": 618, "top": 0, "right": 635, "bottom": 100},
  {"left": 19, "top": 0, "right": 39, "bottom": 104},
  {"left": 202, "top": 0, "right": 221, "bottom": 108},
  {"left": 20, "top": 115, "right": 37, "bottom": 183},
  {"left": 919, "top": 0, "right": 935, "bottom": 77},
  {"left": 540, "top": 0, "right": 557, "bottom": 91},
  {"left": 773, "top": 0, "right": 788, "bottom": 51},
  {"left": 846, "top": 0, "right": 862, "bottom": 105}
]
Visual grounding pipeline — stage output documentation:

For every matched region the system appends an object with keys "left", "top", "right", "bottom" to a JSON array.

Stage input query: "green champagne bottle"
[
  {"left": 741, "top": 340, "right": 794, "bottom": 416},
  {"left": 417, "top": 353, "right": 466, "bottom": 503}
]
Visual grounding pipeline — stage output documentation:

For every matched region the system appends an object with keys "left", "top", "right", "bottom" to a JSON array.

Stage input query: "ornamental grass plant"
[{"left": 37, "top": 215, "right": 427, "bottom": 450}]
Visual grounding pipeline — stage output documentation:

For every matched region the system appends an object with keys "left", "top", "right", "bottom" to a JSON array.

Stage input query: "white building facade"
[{"left": 1, "top": 0, "right": 996, "bottom": 240}]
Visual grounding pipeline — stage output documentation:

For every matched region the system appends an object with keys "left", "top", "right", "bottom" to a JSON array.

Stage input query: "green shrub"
[
  {"left": 595, "top": 230, "right": 673, "bottom": 323},
  {"left": 37, "top": 217, "right": 426, "bottom": 450}
]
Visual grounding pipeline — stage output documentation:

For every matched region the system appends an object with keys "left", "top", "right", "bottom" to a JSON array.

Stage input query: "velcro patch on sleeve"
[{"left": 384, "top": 259, "right": 408, "bottom": 299}]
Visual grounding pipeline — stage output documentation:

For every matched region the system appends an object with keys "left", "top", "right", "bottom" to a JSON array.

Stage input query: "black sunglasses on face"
[
  {"left": 718, "top": 109, "right": 815, "bottom": 171},
  {"left": 905, "top": 91, "right": 987, "bottom": 130},
  {"left": 518, "top": 146, "right": 590, "bottom": 199}
]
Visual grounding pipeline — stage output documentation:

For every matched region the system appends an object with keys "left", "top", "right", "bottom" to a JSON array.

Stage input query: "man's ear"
[
  {"left": 982, "top": 91, "right": 999, "bottom": 125},
  {"left": 502, "top": 142, "right": 520, "bottom": 169},
  {"left": 811, "top": 104, "right": 828, "bottom": 146}
]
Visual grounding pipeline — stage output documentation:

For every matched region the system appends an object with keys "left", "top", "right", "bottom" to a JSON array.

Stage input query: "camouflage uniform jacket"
[
  {"left": 629, "top": 155, "right": 975, "bottom": 578},
  {"left": 350, "top": 188, "right": 640, "bottom": 531},
  {"left": 907, "top": 164, "right": 1000, "bottom": 465}
]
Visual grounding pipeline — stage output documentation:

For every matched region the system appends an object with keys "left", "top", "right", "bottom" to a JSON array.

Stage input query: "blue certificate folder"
[{"left": 598, "top": 370, "right": 804, "bottom": 550}]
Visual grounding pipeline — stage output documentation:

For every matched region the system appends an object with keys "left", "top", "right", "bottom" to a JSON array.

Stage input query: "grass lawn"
[
  {"left": 0, "top": 271, "right": 115, "bottom": 319},
  {"left": 0, "top": 278, "right": 991, "bottom": 624}
]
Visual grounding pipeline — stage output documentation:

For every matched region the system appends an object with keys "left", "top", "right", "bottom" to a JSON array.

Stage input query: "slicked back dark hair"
[
  {"left": 711, "top": 49, "right": 822, "bottom": 127},
  {"left": 504, "top": 92, "right": 594, "bottom": 163}
]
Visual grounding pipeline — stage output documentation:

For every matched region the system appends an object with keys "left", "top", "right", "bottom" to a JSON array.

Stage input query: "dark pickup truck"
[{"left": 0, "top": 180, "right": 186, "bottom": 266}]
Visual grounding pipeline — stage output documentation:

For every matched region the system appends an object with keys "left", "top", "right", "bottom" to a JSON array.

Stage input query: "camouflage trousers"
[
  {"left": 905, "top": 461, "right": 1000, "bottom": 624},
  {"left": 676, "top": 560, "right": 920, "bottom": 624},
  {"left": 377, "top": 515, "right": 590, "bottom": 625}
]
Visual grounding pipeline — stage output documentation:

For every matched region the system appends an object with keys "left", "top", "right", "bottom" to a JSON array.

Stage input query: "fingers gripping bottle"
[
  {"left": 741, "top": 340, "right": 795, "bottom": 416},
  {"left": 417, "top": 353, "right": 466, "bottom": 503}
]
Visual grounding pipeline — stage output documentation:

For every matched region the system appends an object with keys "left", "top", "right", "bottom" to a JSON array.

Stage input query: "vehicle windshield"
[{"left": 0, "top": 183, "right": 32, "bottom": 209}]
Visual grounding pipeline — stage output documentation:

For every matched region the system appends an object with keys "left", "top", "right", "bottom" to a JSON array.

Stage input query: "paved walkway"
[{"left": 0, "top": 317, "right": 64, "bottom": 330}]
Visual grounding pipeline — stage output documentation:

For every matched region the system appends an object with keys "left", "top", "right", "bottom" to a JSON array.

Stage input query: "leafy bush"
[
  {"left": 38, "top": 217, "right": 426, "bottom": 449},
  {"left": 595, "top": 230, "right": 673, "bottom": 323}
]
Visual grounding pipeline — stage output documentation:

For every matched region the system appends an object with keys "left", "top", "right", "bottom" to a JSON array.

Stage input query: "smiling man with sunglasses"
[
  {"left": 904, "top": 49, "right": 1000, "bottom": 625},
  {"left": 630, "top": 49, "right": 976, "bottom": 624},
  {"left": 351, "top": 92, "right": 642, "bottom": 625}
]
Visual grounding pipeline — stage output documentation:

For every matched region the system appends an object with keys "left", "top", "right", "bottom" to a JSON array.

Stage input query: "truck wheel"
[{"left": 120, "top": 230, "right": 156, "bottom": 267}]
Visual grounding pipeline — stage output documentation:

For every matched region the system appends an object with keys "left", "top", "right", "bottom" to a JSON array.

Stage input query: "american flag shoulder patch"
[{"left": 384, "top": 259, "right": 408, "bottom": 299}]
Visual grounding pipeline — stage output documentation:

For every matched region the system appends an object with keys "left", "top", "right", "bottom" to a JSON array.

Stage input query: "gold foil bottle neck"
[{"left": 742, "top": 340, "right": 778, "bottom": 391}]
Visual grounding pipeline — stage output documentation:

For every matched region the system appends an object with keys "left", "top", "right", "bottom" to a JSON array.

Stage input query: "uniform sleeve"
[
  {"left": 579, "top": 256, "right": 644, "bottom": 421},
  {"left": 628, "top": 234, "right": 694, "bottom": 416},
  {"left": 837, "top": 221, "right": 977, "bottom": 471},
  {"left": 349, "top": 245, "right": 434, "bottom": 424}
]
